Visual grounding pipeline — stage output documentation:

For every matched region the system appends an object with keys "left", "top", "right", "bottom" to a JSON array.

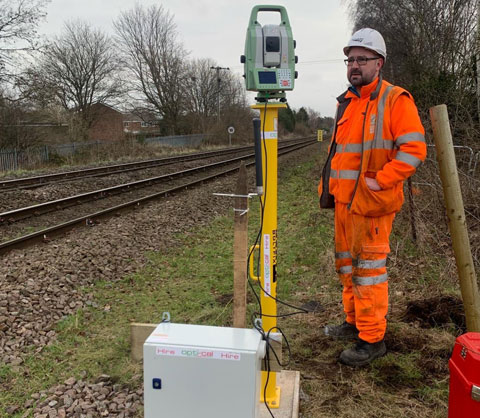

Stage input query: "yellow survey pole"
[{"left": 251, "top": 102, "right": 286, "bottom": 408}]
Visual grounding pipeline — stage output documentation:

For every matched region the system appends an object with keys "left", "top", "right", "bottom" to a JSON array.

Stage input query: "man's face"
[{"left": 347, "top": 47, "right": 383, "bottom": 87}]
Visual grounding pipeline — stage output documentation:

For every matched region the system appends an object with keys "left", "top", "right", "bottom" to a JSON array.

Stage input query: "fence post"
[{"left": 430, "top": 104, "right": 480, "bottom": 332}]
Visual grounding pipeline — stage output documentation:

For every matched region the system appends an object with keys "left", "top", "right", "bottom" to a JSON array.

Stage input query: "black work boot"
[
  {"left": 324, "top": 321, "right": 359, "bottom": 339},
  {"left": 339, "top": 339, "right": 386, "bottom": 366}
]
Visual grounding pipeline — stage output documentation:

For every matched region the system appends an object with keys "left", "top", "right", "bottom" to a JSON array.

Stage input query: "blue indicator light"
[{"left": 152, "top": 378, "right": 162, "bottom": 389}]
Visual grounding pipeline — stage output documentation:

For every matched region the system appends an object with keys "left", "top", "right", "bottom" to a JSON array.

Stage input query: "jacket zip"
[{"left": 347, "top": 100, "right": 369, "bottom": 210}]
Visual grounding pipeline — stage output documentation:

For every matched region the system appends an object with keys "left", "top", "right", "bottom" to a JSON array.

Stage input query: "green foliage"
[
  {"left": 278, "top": 103, "right": 296, "bottom": 133},
  {"left": 295, "top": 106, "right": 309, "bottom": 126}
]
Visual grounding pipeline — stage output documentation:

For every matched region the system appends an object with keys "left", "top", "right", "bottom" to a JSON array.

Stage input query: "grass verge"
[{"left": 1, "top": 145, "right": 455, "bottom": 417}]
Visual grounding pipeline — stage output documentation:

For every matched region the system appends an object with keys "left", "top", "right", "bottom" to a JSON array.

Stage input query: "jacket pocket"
[
  {"left": 362, "top": 243, "right": 390, "bottom": 254},
  {"left": 350, "top": 174, "right": 404, "bottom": 217}
]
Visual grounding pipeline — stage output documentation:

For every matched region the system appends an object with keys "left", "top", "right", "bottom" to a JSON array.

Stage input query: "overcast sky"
[{"left": 39, "top": 0, "right": 353, "bottom": 117}]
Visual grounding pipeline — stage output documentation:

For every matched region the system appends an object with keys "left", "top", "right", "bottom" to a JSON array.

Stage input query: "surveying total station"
[
  {"left": 241, "top": 5, "right": 297, "bottom": 102},
  {"left": 143, "top": 5, "right": 298, "bottom": 418}
]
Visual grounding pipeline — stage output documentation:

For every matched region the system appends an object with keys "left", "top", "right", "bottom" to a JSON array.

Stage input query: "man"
[{"left": 318, "top": 28, "right": 426, "bottom": 366}]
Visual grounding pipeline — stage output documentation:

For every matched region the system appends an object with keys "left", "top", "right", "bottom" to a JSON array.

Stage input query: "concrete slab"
[{"left": 259, "top": 370, "right": 300, "bottom": 418}]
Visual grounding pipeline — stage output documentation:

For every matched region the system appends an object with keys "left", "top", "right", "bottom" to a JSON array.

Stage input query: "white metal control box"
[{"left": 143, "top": 322, "right": 266, "bottom": 418}]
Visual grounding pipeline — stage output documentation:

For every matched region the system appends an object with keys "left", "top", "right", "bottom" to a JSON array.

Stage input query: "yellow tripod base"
[{"left": 260, "top": 384, "right": 281, "bottom": 409}]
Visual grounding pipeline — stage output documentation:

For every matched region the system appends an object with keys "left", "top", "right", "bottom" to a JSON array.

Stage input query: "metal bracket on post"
[{"left": 213, "top": 192, "right": 258, "bottom": 216}]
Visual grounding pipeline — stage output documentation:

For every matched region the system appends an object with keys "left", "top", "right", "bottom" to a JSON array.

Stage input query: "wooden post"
[
  {"left": 477, "top": 0, "right": 480, "bottom": 121},
  {"left": 130, "top": 323, "right": 157, "bottom": 362},
  {"left": 233, "top": 162, "right": 248, "bottom": 328},
  {"left": 429, "top": 104, "right": 480, "bottom": 332}
]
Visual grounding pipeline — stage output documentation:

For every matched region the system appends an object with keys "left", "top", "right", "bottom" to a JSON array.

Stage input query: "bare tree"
[
  {"left": 0, "top": 0, "right": 50, "bottom": 148},
  {"left": 346, "top": 0, "right": 478, "bottom": 141},
  {"left": 114, "top": 4, "right": 188, "bottom": 135},
  {"left": 26, "top": 21, "right": 122, "bottom": 138},
  {"left": 219, "top": 70, "right": 248, "bottom": 110},
  {"left": 182, "top": 58, "right": 250, "bottom": 135},
  {"left": 0, "top": 0, "right": 49, "bottom": 80},
  {"left": 183, "top": 58, "right": 218, "bottom": 132}
]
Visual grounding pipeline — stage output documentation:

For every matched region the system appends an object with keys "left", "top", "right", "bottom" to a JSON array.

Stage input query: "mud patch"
[
  {"left": 214, "top": 292, "right": 255, "bottom": 305},
  {"left": 215, "top": 293, "right": 233, "bottom": 305},
  {"left": 300, "top": 300, "right": 324, "bottom": 313},
  {"left": 384, "top": 328, "right": 430, "bottom": 353},
  {"left": 402, "top": 295, "right": 465, "bottom": 331}
]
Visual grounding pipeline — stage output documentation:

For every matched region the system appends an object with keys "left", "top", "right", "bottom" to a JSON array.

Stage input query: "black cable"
[{"left": 253, "top": 320, "right": 293, "bottom": 418}]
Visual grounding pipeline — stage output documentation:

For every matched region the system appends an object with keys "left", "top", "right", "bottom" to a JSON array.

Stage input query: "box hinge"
[{"left": 472, "top": 385, "right": 480, "bottom": 402}]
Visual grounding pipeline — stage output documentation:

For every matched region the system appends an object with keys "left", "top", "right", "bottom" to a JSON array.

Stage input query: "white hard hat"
[{"left": 344, "top": 28, "right": 387, "bottom": 61}]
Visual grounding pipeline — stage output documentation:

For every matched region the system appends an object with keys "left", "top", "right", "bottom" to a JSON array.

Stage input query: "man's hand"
[{"left": 365, "top": 177, "right": 381, "bottom": 191}]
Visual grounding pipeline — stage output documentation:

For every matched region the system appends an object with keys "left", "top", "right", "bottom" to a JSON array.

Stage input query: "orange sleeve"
[{"left": 376, "top": 93, "right": 427, "bottom": 189}]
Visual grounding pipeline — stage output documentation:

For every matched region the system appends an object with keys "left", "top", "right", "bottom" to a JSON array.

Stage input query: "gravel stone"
[{"left": 0, "top": 145, "right": 317, "bottom": 416}]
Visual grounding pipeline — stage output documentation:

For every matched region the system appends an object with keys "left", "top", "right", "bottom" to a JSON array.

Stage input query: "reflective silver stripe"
[
  {"left": 353, "top": 258, "right": 387, "bottom": 269},
  {"left": 335, "top": 251, "right": 352, "bottom": 259},
  {"left": 395, "top": 151, "right": 422, "bottom": 168},
  {"left": 339, "top": 169, "right": 359, "bottom": 180},
  {"left": 364, "top": 138, "right": 394, "bottom": 152},
  {"left": 395, "top": 132, "right": 426, "bottom": 147},
  {"left": 344, "top": 143, "right": 362, "bottom": 153},
  {"left": 336, "top": 139, "right": 395, "bottom": 154},
  {"left": 373, "top": 85, "right": 394, "bottom": 150},
  {"left": 330, "top": 169, "right": 359, "bottom": 180},
  {"left": 339, "top": 265, "right": 353, "bottom": 274},
  {"left": 353, "top": 273, "right": 388, "bottom": 286}
]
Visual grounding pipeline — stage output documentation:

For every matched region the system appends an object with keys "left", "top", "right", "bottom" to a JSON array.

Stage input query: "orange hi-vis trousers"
[{"left": 334, "top": 202, "right": 395, "bottom": 343}]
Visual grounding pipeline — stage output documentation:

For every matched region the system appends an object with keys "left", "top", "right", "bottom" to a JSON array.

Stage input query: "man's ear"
[{"left": 377, "top": 58, "right": 384, "bottom": 70}]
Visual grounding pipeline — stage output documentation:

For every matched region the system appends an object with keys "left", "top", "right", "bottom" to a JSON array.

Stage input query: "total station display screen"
[{"left": 258, "top": 71, "right": 277, "bottom": 85}]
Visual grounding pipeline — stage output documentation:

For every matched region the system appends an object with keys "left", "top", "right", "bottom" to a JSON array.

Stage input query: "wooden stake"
[
  {"left": 130, "top": 323, "right": 157, "bottom": 362},
  {"left": 430, "top": 104, "right": 480, "bottom": 332},
  {"left": 233, "top": 162, "right": 248, "bottom": 328}
]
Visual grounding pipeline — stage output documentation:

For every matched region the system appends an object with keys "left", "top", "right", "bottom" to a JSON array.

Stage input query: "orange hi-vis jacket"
[{"left": 319, "top": 77, "right": 426, "bottom": 216}]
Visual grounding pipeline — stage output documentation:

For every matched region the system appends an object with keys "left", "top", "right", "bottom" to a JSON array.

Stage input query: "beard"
[{"left": 348, "top": 69, "right": 376, "bottom": 87}]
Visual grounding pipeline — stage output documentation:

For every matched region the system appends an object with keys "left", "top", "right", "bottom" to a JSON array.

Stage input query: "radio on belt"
[{"left": 143, "top": 322, "right": 266, "bottom": 418}]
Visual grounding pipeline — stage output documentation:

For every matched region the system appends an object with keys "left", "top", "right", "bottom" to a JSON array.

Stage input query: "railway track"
[
  {"left": 0, "top": 139, "right": 316, "bottom": 254},
  {"left": 0, "top": 138, "right": 308, "bottom": 191}
]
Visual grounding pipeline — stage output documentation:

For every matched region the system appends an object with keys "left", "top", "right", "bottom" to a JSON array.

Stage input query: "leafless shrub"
[
  {"left": 114, "top": 4, "right": 188, "bottom": 135},
  {"left": 21, "top": 21, "right": 122, "bottom": 140}
]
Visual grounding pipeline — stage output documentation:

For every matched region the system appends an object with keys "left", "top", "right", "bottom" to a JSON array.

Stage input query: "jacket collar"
[{"left": 345, "top": 76, "right": 382, "bottom": 100}]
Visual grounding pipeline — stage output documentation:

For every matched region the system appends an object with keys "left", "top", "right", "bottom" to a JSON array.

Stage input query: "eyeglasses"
[{"left": 344, "top": 56, "right": 380, "bottom": 66}]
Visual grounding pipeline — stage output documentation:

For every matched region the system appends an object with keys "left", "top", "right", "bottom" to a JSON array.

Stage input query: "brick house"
[
  {"left": 88, "top": 103, "right": 125, "bottom": 141},
  {"left": 87, "top": 104, "right": 161, "bottom": 140},
  {"left": 122, "top": 111, "right": 160, "bottom": 136}
]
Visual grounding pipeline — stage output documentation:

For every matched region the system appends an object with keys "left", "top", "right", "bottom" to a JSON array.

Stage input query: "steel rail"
[
  {"left": 0, "top": 145, "right": 252, "bottom": 190},
  {"left": 0, "top": 141, "right": 316, "bottom": 255},
  {"left": 0, "top": 138, "right": 312, "bottom": 190},
  {"left": 0, "top": 139, "right": 314, "bottom": 224}
]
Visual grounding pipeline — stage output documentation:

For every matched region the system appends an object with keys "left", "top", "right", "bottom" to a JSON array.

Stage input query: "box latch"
[{"left": 472, "top": 385, "right": 480, "bottom": 402}]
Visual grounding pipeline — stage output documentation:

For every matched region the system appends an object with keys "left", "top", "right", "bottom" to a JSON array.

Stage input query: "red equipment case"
[{"left": 449, "top": 332, "right": 480, "bottom": 418}]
